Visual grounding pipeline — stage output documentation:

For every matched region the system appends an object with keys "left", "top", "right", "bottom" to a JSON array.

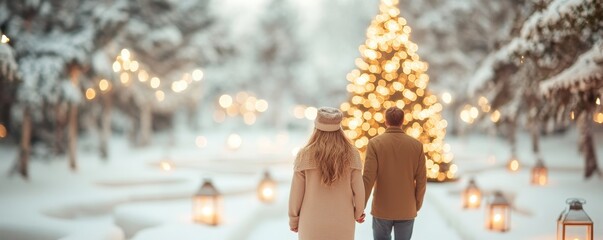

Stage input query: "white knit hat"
[{"left": 314, "top": 107, "right": 343, "bottom": 132}]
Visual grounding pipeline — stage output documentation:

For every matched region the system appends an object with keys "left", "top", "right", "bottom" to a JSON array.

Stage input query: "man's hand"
[
  {"left": 290, "top": 227, "right": 298, "bottom": 233},
  {"left": 356, "top": 213, "right": 366, "bottom": 223}
]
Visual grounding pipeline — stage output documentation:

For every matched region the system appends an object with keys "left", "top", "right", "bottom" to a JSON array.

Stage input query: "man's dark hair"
[{"left": 385, "top": 107, "right": 404, "bottom": 126}]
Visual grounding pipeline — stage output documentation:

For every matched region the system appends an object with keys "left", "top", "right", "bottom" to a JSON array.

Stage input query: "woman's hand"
[
  {"left": 356, "top": 213, "right": 366, "bottom": 223},
  {"left": 290, "top": 227, "right": 298, "bottom": 233}
]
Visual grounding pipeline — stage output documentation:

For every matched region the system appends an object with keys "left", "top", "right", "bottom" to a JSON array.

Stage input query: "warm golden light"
[
  {"left": 226, "top": 133, "right": 242, "bottom": 150},
  {"left": 219, "top": 95, "right": 233, "bottom": 108},
  {"left": 160, "top": 160, "right": 173, "bottom": 171},
  {"left": 486, "top": 191, "right": 510, "bottom": 232},
  {"left": 0, "top": 124, "right": 6, "bottom": 138},
  {"left": 255, "top": 99, "right": 268, "bottom": 112},
  {"left": 192, "top": 69, "right": 204, "bottom": 81},
  {"left": 531, "top": 161, "right": 548, "bottom": 186},
  {"left": 463, "top": 179, "right": 481, "bottom": 209},
  {"left": 195, "top": 136, "right": 207, "bottom": 148},
  {"left": 594, "top": 113, "right": 603, "bottom": 124},
  {"left": 150, "top": 77, "right": 160, "bottom": 89},
  {"left": 508, "top": 158, "right": 520, "bottom": 172},
  {"left": 99, "top": 79, "right": 110, "bottom": 92},
  {"left": 571, "top": 111, "right": 575, "bottom": 120},
  {"left": 257, "top": 171, "right": 277, "bottom": 203},
  {"left": 120, "top": 72, "right": 130, "bottom": 84},
  {"left": 130, "top": 61, "right": 139, "bottom": 72},
  {"left": 171, "top": 80, "right": 188, "bottom": 93},
  {"left": 85, "top": 88, "right": 96, "bottom": 100},
  {"left": 120, "top": 49, "right": 130, "bottom": 60},
  {"left": 596, "top": 97, "right": 600, "bottom": 105},
  {"left": 441, "top": 92, "right": 452, "bottom": 104},
  {"left": 490, "top": 110, "right": 501, "bottom": 123},
  {"left": 243, "top": 112, "right": 256, "bottom": 125},
  {"left": 193, "top": 179, "right": 222, "bottom": 226},
  {"left": 1, "top": 34, "right": 9, "bottom": 43},
  {"left": 112, "top": 61, "right": 121, "bottom": 73},
  {"left": 342, "top": 0, "right": 455, "bottom": 182},
  {"left": 138, "top": 70, "right": 149, "bottom": 82},
  {"left": 155, "top": 90, "right": 165, "bottom": 102}
]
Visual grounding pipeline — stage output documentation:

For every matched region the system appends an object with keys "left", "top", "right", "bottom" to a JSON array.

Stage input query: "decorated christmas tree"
[{"left": 340, "top": 0, "right": 456, "bottom": 182}]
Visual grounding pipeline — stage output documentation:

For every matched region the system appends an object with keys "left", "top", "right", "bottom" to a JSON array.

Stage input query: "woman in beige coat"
[{"left": 288, "top": 107, "right": 366, "bottom": 240}]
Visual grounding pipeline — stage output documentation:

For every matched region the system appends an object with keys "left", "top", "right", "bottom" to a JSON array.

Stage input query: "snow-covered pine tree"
[
  {"left": 109, "top": 0, "right": 215, "bottom": 145},
  {"left": 468, "top": 0, "right": 603, "bottom": 178},
  {"left": 253, "top": 0, "right": 302, "bottom": 128},
  {"left": 400, "top": 0, "right": 527, "bottom": 135},
  {"left": 0, "top": 28, "right": 19, "bottom": 140},
  {"left": 3, "top": 0, "right": 130, "bottom": 177},
  {"left": 341, "top": 0, "right": 456, "bottom": 182}
]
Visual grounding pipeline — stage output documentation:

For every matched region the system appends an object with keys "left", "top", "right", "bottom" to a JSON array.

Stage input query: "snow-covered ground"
[{"left": 1, "top": 125, "right": 602, "bottom": 240}]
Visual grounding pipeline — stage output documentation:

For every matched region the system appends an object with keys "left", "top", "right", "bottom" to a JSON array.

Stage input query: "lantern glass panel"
[
  {"left": 258, "top": 180, "right": 276, "bottom": 203},
  {"left": 531, "top": 167, "right": 548, "bottom": 185},
  {"left": 562, "top": 224, "right": 592, "bottom": 240},
  {"left": 193, "top": 195, "right": 221, "bottom": 225},
  {"left": 463, "top": 188, "right": 481, "bottom": 209},
  {"left": 557, "top": 199, "right": 593, "bottom": 240},
  {"left": 486, "top": 205, "right": 510, "bottom": 231}
]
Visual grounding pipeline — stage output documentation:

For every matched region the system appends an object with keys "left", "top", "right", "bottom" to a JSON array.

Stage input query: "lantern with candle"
[
  {"left": 193, "top": 179, "right": 222, "bottom": 225},
  {"left": 486, "top": 191, "right": 510, "bottom": 232},
  {"left": 257, "top": 170, "right": 277, "bottom": 203},
  {"left": 531, "top": 159, "right": 548, "bottom": 186},
  {"left": 557, "top": 198, "right": 593, "bottom": 240},
  {"left": 462, "top": 178, "right": 482, "bottom": 209}
]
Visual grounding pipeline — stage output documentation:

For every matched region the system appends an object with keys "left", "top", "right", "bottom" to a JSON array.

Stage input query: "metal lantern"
[
  {"left": 193, "top": 179, "right": 222, "bottom": 225},
  {"left": 462, "top": 178, "right": 482, "bottom": 209},
  {"left": 486, "top": 191, "right": 511, "bottom": 232},
  {"left": 257, "top": 170, "right": 277, "bottom": 203},
  {"left": 507, "top": 156, "right": 520, "bottom": 172},
  {"left": 557, "top": 199, "right": 593, "bottom": 240},
  {"left": 531, "top": 159, "right": 548, "bottom": 186}
]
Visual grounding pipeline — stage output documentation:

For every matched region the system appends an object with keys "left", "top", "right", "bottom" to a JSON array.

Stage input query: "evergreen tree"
[{"left": 341, "top": 0, "right": 456, "bottom": 182}]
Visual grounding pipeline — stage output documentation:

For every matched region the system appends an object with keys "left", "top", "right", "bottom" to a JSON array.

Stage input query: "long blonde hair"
[{"left": 304, "top": 128, "right": 355, "bottom": 186}]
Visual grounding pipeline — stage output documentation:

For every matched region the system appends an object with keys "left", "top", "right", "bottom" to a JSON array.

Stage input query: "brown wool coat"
[
  {"left": 363, "top": 127, "right": 427, "bottom": 220},
  {"left": 288, "top": 148, "right": 365, "bottom": 240}
]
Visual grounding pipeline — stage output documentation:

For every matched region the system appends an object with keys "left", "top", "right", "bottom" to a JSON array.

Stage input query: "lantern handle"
[{"left": 565, "top": 198, "right": 586, "bottom": 205}]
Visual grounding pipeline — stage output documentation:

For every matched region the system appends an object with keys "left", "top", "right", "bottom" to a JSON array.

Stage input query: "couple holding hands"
[{"left": 289, "top": 106, "right": 427, "bottom": 240}]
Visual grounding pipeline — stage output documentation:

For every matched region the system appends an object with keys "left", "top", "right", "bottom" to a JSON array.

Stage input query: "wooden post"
[
  {"left": 579, "top": 111, "right": 601, "bottom": 179},
  {"left": 54, "top": 103, "right": 68, "bottom": 155},
  {"left": 139, "top": 103, "right": 151, "bottom": 146},
  {"left": 18, "top": 106, "right": 32, "bottom": 179},
  {"left": 100, "top": 94, "right": 112, "bottom": 159},
  {"left": 68, "top": 66, "right": 80, "bottom": 171}
]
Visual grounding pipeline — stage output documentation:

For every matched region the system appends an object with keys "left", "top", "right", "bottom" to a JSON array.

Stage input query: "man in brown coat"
[{"left": 363, "top": 107, "right": 427, "bottom": 240}]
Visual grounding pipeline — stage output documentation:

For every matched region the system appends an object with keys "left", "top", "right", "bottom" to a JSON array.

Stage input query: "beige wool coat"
[
  {"left": 288, "top": 148, "right": 365, "bottom": 240},
  {"left": 363, "top": 127, "right": 427, "bottom": 220}
]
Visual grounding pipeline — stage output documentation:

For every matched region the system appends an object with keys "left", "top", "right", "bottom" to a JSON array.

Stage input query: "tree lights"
[
  {"left": 216, "top": 92, "right": 269, "bottom": 125},
  {"left": 557, "top": 199, "right": 593, "bottom": 240},
  {"left": 193, "top": 179, "right": 222, "bottom": 226},
  {"left": 341, "top": 0, "right": 456, "bottom": 182}
]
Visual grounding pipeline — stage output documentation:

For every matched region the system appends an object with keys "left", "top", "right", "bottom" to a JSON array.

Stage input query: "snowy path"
[
  {"left": 1, "top": 128, "right": 602, "bottom": 239},
  {"left": 244, "top": 185, "right": 461, "bottom": 240}
]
